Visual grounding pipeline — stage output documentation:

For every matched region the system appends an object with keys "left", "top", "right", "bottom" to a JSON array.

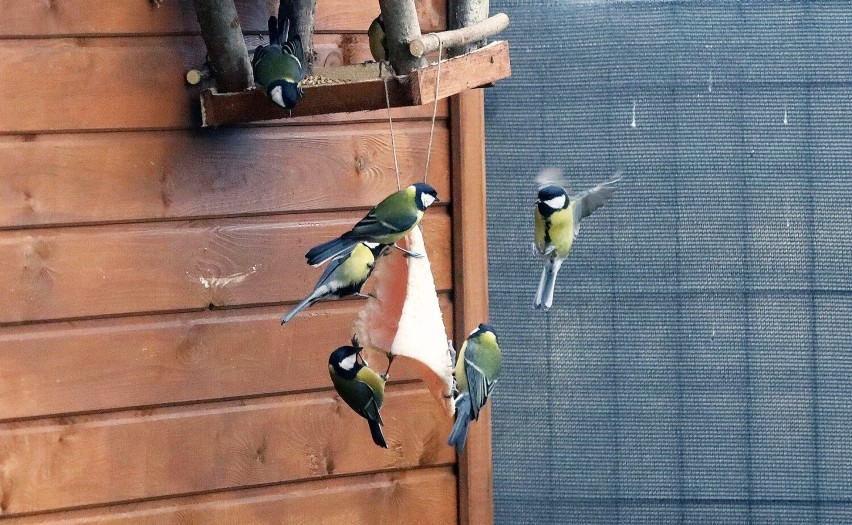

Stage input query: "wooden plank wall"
[{"left": 0, "top": 0, "right": 472, "bottom": 522}]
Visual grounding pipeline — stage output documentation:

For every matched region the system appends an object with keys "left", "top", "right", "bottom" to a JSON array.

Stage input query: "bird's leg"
[
  {"left": 382, "top": 353, "right": 395, "bottom": 381},
  {"left": 355, "top": 292, "right": 377, "bottom": 299},
  {"left": 392, "top": 244, "right": 424, "bottom": 258}
]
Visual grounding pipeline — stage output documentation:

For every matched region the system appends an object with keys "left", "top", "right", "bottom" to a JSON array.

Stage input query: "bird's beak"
[{"left": 434, "top": 196, "right": 441, "bottom": 203}]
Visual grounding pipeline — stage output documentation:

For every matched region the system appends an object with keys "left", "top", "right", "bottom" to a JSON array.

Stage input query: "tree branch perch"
[
  {"left": 409, "top": 13, "right": 509, "bottom": 58},
  {"left": 192, "top": 0, "right": 253, "bottom": 92}
]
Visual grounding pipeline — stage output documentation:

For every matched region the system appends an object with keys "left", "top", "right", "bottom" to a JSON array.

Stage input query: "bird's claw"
[
  {"left": 392, "top": 244, "right": 424, "bottom": 259},
  {"left": 447, "top": 339, "right": 457, "bottom": 363}
]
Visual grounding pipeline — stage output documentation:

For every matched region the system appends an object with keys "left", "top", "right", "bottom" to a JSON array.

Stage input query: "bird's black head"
[
  {"left": 412, "top": 182, "right": 439, "bottom": 211},
  {"left": 268, "top": 80, "right": 302, "bottom": 110},
  {"left": 329, "top": 345, "right": 362, "bottom": 379},
  {"left": 537, "top": 184, "right": 568, "bottom": 216}
]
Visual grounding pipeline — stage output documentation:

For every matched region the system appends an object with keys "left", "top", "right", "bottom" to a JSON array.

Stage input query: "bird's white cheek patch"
[
  {"left": 421, "top": 194, "right": 436, "bottom": 208},
  {"left": 544, "top": 195, "right": 566, "bottom": 209},
  {"left": 270, "top": 86, "right": 286, "bottom": 108},
  {"left": 340, "top": 353, "right": 357, "bottom": 370}
]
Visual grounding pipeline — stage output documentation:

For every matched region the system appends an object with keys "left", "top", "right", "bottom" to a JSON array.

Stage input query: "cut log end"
[{"left": 409, "top": 13, "right": 509, "bottom": 58}]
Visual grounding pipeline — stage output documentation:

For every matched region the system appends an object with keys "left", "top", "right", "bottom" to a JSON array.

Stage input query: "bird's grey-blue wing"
[
  {"left": 313, "top": 246, "right": 355, "bottom": 288},
  {"left": 463, "top": 349, "right": 497, "bottom": 421}
]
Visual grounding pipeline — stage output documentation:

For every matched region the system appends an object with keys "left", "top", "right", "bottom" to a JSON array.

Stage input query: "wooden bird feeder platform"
[
  {"left": 190, "top": 0, "right": 511, "bottom": 127},
  {"left": 200, "top": 40, "right": 510, "bottom": 127}
]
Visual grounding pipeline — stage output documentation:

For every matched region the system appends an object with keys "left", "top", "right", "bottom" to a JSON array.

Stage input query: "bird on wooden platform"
[
  {"left": 449, "top": 323, "right": 502, "bottom": 454},
  {"left": 329, "top": 343, "right": 388, "bottom": 448},
  {"left": 305, "top": 183, "right": 439, "bottom": 267},
  {"left": 281, "top": 242, "right": 388, "bottom": 324},
  {"left": 534, "top": 170, "right": 622, "bottom": 310},
  {"left": 368, "top": 14, "right": 388, "bottom": 63},
  {"left": 252, "top": 3, "right": 305, "bottom": 111}
]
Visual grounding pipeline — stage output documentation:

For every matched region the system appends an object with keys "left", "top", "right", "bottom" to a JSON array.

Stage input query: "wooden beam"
[
  {"left": 448, "top": 0, "right": 489, "bottom": 57},
  {"left": 191, "top": 0, "right": 254, "bottom": 92},
  {"left": 200, "top": 43, "right": 509, "bottom": 126},
  {"left": 409, "top": 13, "right": 509, "bottom": 57},
  {"left": 409, "top": 41, "right": 510, "bottom": 105},
  {"left": 450, "top": 90, "right": 493, "bottom": 525},
  {"left": 378, "top": 0, "right": 428, "bottom": 74}
]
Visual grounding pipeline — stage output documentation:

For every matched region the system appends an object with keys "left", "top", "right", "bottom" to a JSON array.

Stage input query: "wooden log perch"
[
  {"left": 192, "top": 0, "right": 254, "bottom": 92},
  {"left": 409, "top": 13, "right": 509, "bottom": 58},
  {"left": 378, "top": 0, "right": 428, "bottom": 74}
]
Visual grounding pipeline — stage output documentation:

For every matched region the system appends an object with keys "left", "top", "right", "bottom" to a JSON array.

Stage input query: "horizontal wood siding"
[{"left": 0, "top": 0, "right": 459, "bottom": 521}]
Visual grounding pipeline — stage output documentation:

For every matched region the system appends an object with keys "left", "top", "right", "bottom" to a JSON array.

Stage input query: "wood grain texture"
[
  {"left": 450, "top": 89, "right": 494, "bottom": 525},
  {"left": 0, "top": 36, "right": 449, "bottom": 133},
  {"left": 0, "top": 209, "right": 452, "bottom": 324},
  {"left": 0, "top": 297, "right": 452, "bottom": 421},
  {"left": 410, "top": 41, "right": 512, "bottom": 105},
  {"left": 0, "top": 0, "right": 444, "bottom": 37},
  {"left": 9, "top": 467, "right": 458, "bottom": 524},
  {"left": 0, "top": 123, "right": 450, "bottom": 229},
  {"left": 0, "top": 384, "right": 456, "bottom": 516}
]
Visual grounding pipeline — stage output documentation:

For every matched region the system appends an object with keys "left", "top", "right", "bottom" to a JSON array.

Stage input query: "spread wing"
[{"left": 571, "top": 172, "right": 622, "bottom": 235}]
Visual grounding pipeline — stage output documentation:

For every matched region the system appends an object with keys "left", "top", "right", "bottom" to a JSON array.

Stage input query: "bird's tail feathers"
[
  {"left": 368, "top": 419, "right": 387, "bottom": 448},
  {"left": 306, "top": 237, "right": 359, "bottom": 266},
  {"left": 448, "top": 395, "right": 473, "bottom": 454},
  {"left": 283, "top": 34, "right": 305, "bottom": 64},
  {"left": 280, "top": 293, "right": 317, "bottom": 324},
  {"left": 535, "top": 258, "right": 562, "bottom": 310}
]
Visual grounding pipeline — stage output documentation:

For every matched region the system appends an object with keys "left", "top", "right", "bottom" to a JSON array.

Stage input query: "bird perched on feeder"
[
  {"left": 306, "top": 182, "right": 439, "bottom": 266},
  {"left": 329, "top": 343, "right": 388, "bottom": 448},
  {"left": 281, "top": 242, "right": 388, "bottom": 324},
  {"left": 534, "top": 170, "right": 622, "bottom": 310},
  {"left": 368, "top": 14, "right": 388, "bottom": 64},
  {"left": 252, "top": 4, "right": 305, "bottom": 111},
  {"left": 449, "top": 323, "right": 502, "bottom": 454}
]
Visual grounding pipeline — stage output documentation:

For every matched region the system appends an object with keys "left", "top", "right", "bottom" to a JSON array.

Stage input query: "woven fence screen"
[{"left": 484, "top": 2, "right": 852, "bottom": 523}]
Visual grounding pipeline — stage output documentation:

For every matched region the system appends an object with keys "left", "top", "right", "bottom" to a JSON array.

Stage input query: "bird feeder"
[{"left": 189, "top": 0, "right": 511, "bottom": 126}]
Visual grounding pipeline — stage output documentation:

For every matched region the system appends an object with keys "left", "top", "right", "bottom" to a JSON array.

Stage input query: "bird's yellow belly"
[{"left": 535, "top": 209, "right": 574, "bottom": 258}]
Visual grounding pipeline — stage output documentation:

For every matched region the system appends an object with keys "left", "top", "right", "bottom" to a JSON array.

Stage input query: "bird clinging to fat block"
[
  {"left": 534, "top": 170, "right": 622, "bottom": 310},
  {"left": 280, "top": 242, "right": 388, "bottom": 324},
  {"left": 252, "top": 3, "right": 305, "bottom": 111},
  {"left": 448, "top": 323, "right": 502, "bottom": 454},
  {"left": 328, "top": 344, "right": 388, "bottom": 448},
  {"left": 305, "top": 183, "right": 439, "bottom": 267}
]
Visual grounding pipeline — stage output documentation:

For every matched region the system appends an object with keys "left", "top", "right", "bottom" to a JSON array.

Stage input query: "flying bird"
[{"left": 534, "top": 169, "right": 622, "bottom": 310}]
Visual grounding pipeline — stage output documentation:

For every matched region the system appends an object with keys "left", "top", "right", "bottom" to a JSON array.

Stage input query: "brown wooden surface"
[
  {"left": 0, "top": 383, "right": 455, "bottom": 516},
  {"left": 0, "top": 297, "right": 452, "bottom": 421},
  {"left": 9, "top": 467, "right": 458, "bottom": 524},
  {"left": 201, "top": 42, "right": 510, "bottom": 125},
  {"left": 411, "top": 41, "right": 511, "bottom": 105},
  {"left": 0, "top": 35, "right": 428, "bottom": 133},
  {"left": 0, "top": 209, "right": 451, "bottom": 324},
  {"left": 450, "top": 89, "right": 494, "bottom": 525},
  {"left": 0, "top": 123, "right": 449, "bottom": 229},
  {"left": 0, "top": 0, "right": 445, "bottom": 37}
]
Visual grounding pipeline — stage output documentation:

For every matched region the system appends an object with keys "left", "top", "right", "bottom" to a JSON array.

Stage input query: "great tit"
[
  {"left": 281, "top": 242, "right": 387, "bottom": 324},
  {"left": 329, "top": 344, "right": 388, "bottom": 448},
  {"left": 448, "top": 323, "right": 502, "bottom": 454},
  {"left": 252, "top": 4, "right": 305, "bottom": 111},
  {"left": 306, "top": 182, "right": 439, "bottom": 266},
  {"left": 368, "top": 15, "right": 388, "bottom": 63},
  {"left": 534, "top": 173, "right": 621, "bottom": 310}
]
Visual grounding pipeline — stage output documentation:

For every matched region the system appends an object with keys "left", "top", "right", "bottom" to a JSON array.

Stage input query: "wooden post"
[
  {"left": 451, "top": 90, "right": 493, "bottom": 525},
  {"left": 448, "top": 0, "right": 489, "bottom": 57},
  {"left": 192, "top": 0, "right": 254, "bottom": 92},
  {"left": 279, "top": 0, "right": 317, "bottom": 75},
  {"left": 378, "top": 0, "right": 428, "bottom": 74}
]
